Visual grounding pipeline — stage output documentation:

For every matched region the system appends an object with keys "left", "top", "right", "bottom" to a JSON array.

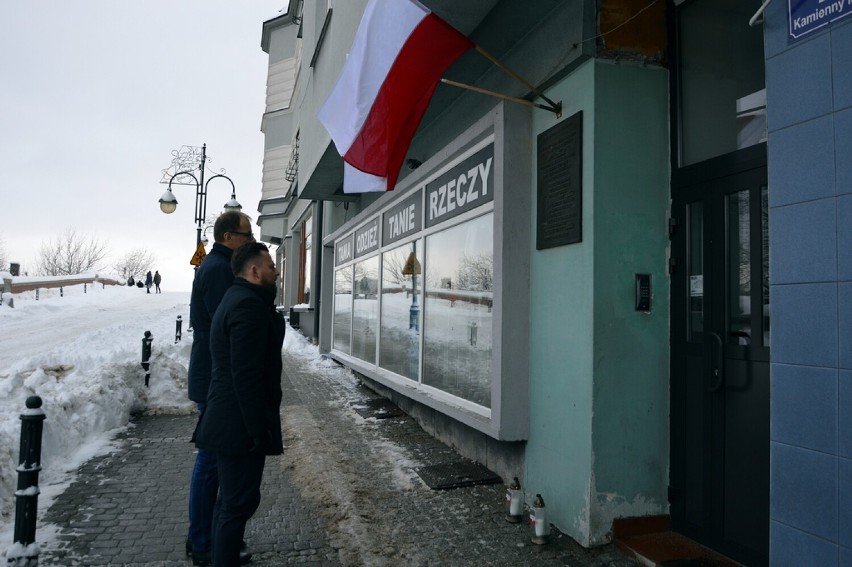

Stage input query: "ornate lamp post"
[
  {"left": 402, "top": 242, "right": 422, "bottom": 332},
  {"left": 158, "top": 143, "right": 242, "bottom": 246}
]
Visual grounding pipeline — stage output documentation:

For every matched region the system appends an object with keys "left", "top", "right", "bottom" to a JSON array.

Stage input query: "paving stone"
[{"left": 34, "top": 351, "right": 636, "bottom": 567}]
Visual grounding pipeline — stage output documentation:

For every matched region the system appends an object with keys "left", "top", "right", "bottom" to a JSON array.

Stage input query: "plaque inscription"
[{"left": 536, "top": 111, "right": 583, "bottom": 250}]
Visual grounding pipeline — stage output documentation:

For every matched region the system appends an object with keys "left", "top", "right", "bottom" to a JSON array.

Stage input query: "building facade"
[{"left": 257, "top": 1, "right": 852, "bottom": 564}]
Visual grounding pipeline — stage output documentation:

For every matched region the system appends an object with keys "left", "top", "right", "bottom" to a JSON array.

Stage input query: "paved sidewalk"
[{"left": 37, "top": 348, "right": 636, "bottom": 566}]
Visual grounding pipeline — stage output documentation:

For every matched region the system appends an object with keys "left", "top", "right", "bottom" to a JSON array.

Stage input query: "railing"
[{"left": 2, "top": 275, "right": 121, "bottom": 294}]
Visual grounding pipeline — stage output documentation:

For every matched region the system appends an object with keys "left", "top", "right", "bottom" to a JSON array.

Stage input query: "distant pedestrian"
[
  {"left": 193, "top": 242, "right": 283, "bottom": 567},
  {"left": 127, "top": 275, "right": 135, "bottom": 287},
  {"left": 145, "top": 271, "right": 153, "bottom": 294},
  {"left": 153, "top": 270, "right": 162, "bottom": 293},
  {"left": 186, "top": 211, "right": 255, "bottom": 566}
]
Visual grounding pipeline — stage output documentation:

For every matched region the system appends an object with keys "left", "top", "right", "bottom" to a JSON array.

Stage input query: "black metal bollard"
[
  {"left": 141, "top": 331, "right": 153, "bottom": 387},
  {"left": 8, "top": 396, "right": 46, "bottom": 566},
  {"left": 84, "top": 283, "right": 87, "bottom": 294},
  {"left": 35, "top": 289, "right": 39, "bottom": 301},
  {"left": 175, "top": 315, "right": 183, "bottom": 344},
  {"left": 59, "top": 287, "right": 63, "bottom": 297}
]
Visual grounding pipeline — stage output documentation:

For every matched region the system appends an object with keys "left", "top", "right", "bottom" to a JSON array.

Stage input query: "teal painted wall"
[
  {"left": 590, "top": 62, "right": 670, "bottom": 542},
  {"left": 527, "top": 60, "right": 597, "bottom": 545},
  {"left": 526, "top": 60, "right": 670, "bottom": 545}
]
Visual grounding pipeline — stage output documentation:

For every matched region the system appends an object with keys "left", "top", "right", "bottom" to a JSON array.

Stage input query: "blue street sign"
[{"left": 789, "top": 0, "right": 852, "bottom": 41}]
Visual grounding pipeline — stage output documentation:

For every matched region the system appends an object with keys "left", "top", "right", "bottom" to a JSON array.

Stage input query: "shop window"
[
  {"left": 379, "top": 241, "right": 422, "bottom": 381},
  {"left": 422, "top": 213, "right": 494, "bottom": 408},
  {"left": 333, "top": 266, "right": 352, "bottom": 354},
  {"left": 351, "top": 256, "right": 379, "bottom": 363},
  {"left": 299, "top": 218, "right": 312, "bottom": 304}
]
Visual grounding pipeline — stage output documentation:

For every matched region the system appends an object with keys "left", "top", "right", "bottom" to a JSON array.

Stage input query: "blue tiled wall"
[{"left": 765, "top": 8, "right": 852, "bottom": 564}]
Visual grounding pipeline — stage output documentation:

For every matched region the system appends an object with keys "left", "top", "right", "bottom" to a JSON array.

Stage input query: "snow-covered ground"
[{"left": 0, "top": 283, "right": 195, "bottom": 546}]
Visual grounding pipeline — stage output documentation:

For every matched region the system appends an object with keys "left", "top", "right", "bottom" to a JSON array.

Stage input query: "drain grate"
[
  {"left": 414, "top": 461, "right": 502, "bottom": 490},
  {"left": 350, "top": 398, "right": 404, "bottom": 420}
]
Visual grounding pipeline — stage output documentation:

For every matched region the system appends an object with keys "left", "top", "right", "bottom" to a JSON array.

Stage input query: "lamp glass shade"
[
  {"left": 223, "top": 198, "right": 242, "bottom": 212},
  {"left": 159, "top": 190, "right": 178, "bottom": 214}
]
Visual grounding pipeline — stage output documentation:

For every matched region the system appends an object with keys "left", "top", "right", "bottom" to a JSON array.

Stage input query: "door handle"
[{"left": 707, "top": 331, "right": 724, "bottom": 392}]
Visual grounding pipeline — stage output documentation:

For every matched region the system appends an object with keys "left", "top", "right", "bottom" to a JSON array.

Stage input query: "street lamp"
[
  {"left": 158, "top": 143, "right": 242, "bottom": 246},
  {"left": 402, "top": 242, "right": 422, "bottom": 332}
]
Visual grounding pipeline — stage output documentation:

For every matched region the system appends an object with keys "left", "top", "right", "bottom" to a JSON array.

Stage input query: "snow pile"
[{"left": 0, "top": 283, "right": 194, "bottom": 541}]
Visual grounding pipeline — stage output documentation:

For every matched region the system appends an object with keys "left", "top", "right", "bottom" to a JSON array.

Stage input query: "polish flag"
[{"left": 317, "top": 0, "right": 473, "bottom": 193}]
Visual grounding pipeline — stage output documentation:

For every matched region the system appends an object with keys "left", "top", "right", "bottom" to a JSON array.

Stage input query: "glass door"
[{"left": 670, "top": 165, "right": 769, "bottom": 566}]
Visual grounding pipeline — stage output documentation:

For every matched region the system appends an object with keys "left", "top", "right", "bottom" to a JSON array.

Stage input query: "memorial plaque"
[{"left": 537, "top": 111, "right": 582, "bottom": 250}]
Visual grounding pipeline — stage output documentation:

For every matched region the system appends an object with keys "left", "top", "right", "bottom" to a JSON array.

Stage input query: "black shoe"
[{"left": 191, "top": 550, "right": 252, "bottom": 566}]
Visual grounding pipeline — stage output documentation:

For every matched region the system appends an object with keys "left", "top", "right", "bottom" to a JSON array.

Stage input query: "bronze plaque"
[{"left": 537, "top": 111, "right": 583, "bottom": 249}]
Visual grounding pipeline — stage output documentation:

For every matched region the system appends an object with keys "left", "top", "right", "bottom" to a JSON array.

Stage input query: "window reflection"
[
  {"left": 302, "top": 219, "right": 312, "bottom": 304},
  {"left": 678, "top": 0, "right": 765, "bottom": 166},
  {"left": 423, "top": 214, "right": 493, "bottom": 408},
  {"left": 728, "top": 190, "right": 752, "bottom": 346},
  {"left": 333, "top": 267, "right": 352, "bottom": 354},
  {"left": 380, "top": 241, "right": 421, "bottom": 380},
  {"left": 351, "top": 256, "right": 379, "bottom": 363}
]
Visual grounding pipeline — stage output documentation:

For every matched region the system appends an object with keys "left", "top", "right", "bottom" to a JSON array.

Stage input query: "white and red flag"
[{"left": 317, "top": 0, "right": 473, "bottom": 193}]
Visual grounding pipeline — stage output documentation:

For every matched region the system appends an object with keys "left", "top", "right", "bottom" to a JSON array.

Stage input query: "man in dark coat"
[
  {"left": 153, "top": 270, "right": 162, "bottom": 293},
  {"left": 194, "top": 242, "right": 284, "bottom": 567},
  {"left": 186, "top": 211, "right": 255, "bottom": 565},
  {"left": 145, "top": 270, "right": 153, "bottom": 293}
]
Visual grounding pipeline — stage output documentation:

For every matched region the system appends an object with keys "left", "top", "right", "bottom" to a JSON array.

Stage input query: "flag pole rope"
[
  {"left": 440, "top": 78, "right": 560, "bottom": 114},
  {"left": 474, "top": 45, "right": 562, "bottom": 117}
]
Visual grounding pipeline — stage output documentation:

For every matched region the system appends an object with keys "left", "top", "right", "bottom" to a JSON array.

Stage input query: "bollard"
[
  {"left": 141, "top": 331, "right": 153, "bottom": 387},
  {"left": 84, "top": 283, "right": 87, "bottom": 294},
  {"left": 175, "top": 315, "right": 183, "bottom": 344},
  {"left": 35, "top": 289, "right": 39, "bottom": 301},
  {"left": 7, "top": 396, "right": 46, "bottom": 567},
  {"left": 60, "top": 287, "right": 63, "bottom": 297}
]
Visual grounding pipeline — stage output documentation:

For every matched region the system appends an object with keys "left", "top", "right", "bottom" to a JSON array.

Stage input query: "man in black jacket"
[
  {"left": 194, "top": 242, "right": 284, "bottom": 567},
  {"left": 187, "top": 211, "right": 255, "bottom": 565}
]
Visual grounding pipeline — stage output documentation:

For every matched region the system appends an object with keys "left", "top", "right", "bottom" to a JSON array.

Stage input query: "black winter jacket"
[
  {"left": 188, "top": 243, "right": 234, "bottom": 403},
  {"left": 193, "top": 278, "right": 285, "bottom": 457}
]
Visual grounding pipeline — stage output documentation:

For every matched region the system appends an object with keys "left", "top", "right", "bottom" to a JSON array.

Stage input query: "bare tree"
[
  {"left": 382, "top": 248, "right": 409, "bottom": 288},
  {"left": 36, "top": 228, "right": 110, "bottom": 276},
  {"left": 113, "top": 248, "right": 157, "bottom": 281},
  {"left": 456, "top": 253, "right": 493, "bottom": 291}
]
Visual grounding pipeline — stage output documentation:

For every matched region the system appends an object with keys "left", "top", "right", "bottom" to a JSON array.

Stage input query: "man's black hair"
[
  {"left": 213, "top": 212, "right": 248, "bottom": 243},
  {"left": 231, "top": 242, "right": 270, "bottom": 276}
]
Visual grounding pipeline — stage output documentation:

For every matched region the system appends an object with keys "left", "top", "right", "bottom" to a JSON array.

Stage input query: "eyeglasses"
[{"left": 229, "top": 231, "right": 254, "bottom": 239}]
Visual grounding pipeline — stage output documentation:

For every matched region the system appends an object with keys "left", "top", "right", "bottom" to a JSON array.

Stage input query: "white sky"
[{"left": 0, "top": 1, "right": 287, "bottom": 291}]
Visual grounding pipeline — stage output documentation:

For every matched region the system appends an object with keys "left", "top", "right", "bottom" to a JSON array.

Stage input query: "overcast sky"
[{"left": 0, "top": 1, "right": 286, "bottom": 291}]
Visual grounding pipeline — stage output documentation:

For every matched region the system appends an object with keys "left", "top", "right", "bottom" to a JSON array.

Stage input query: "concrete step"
[{"left": 613, "top": 515, "right": 743, "bottom": 567}]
